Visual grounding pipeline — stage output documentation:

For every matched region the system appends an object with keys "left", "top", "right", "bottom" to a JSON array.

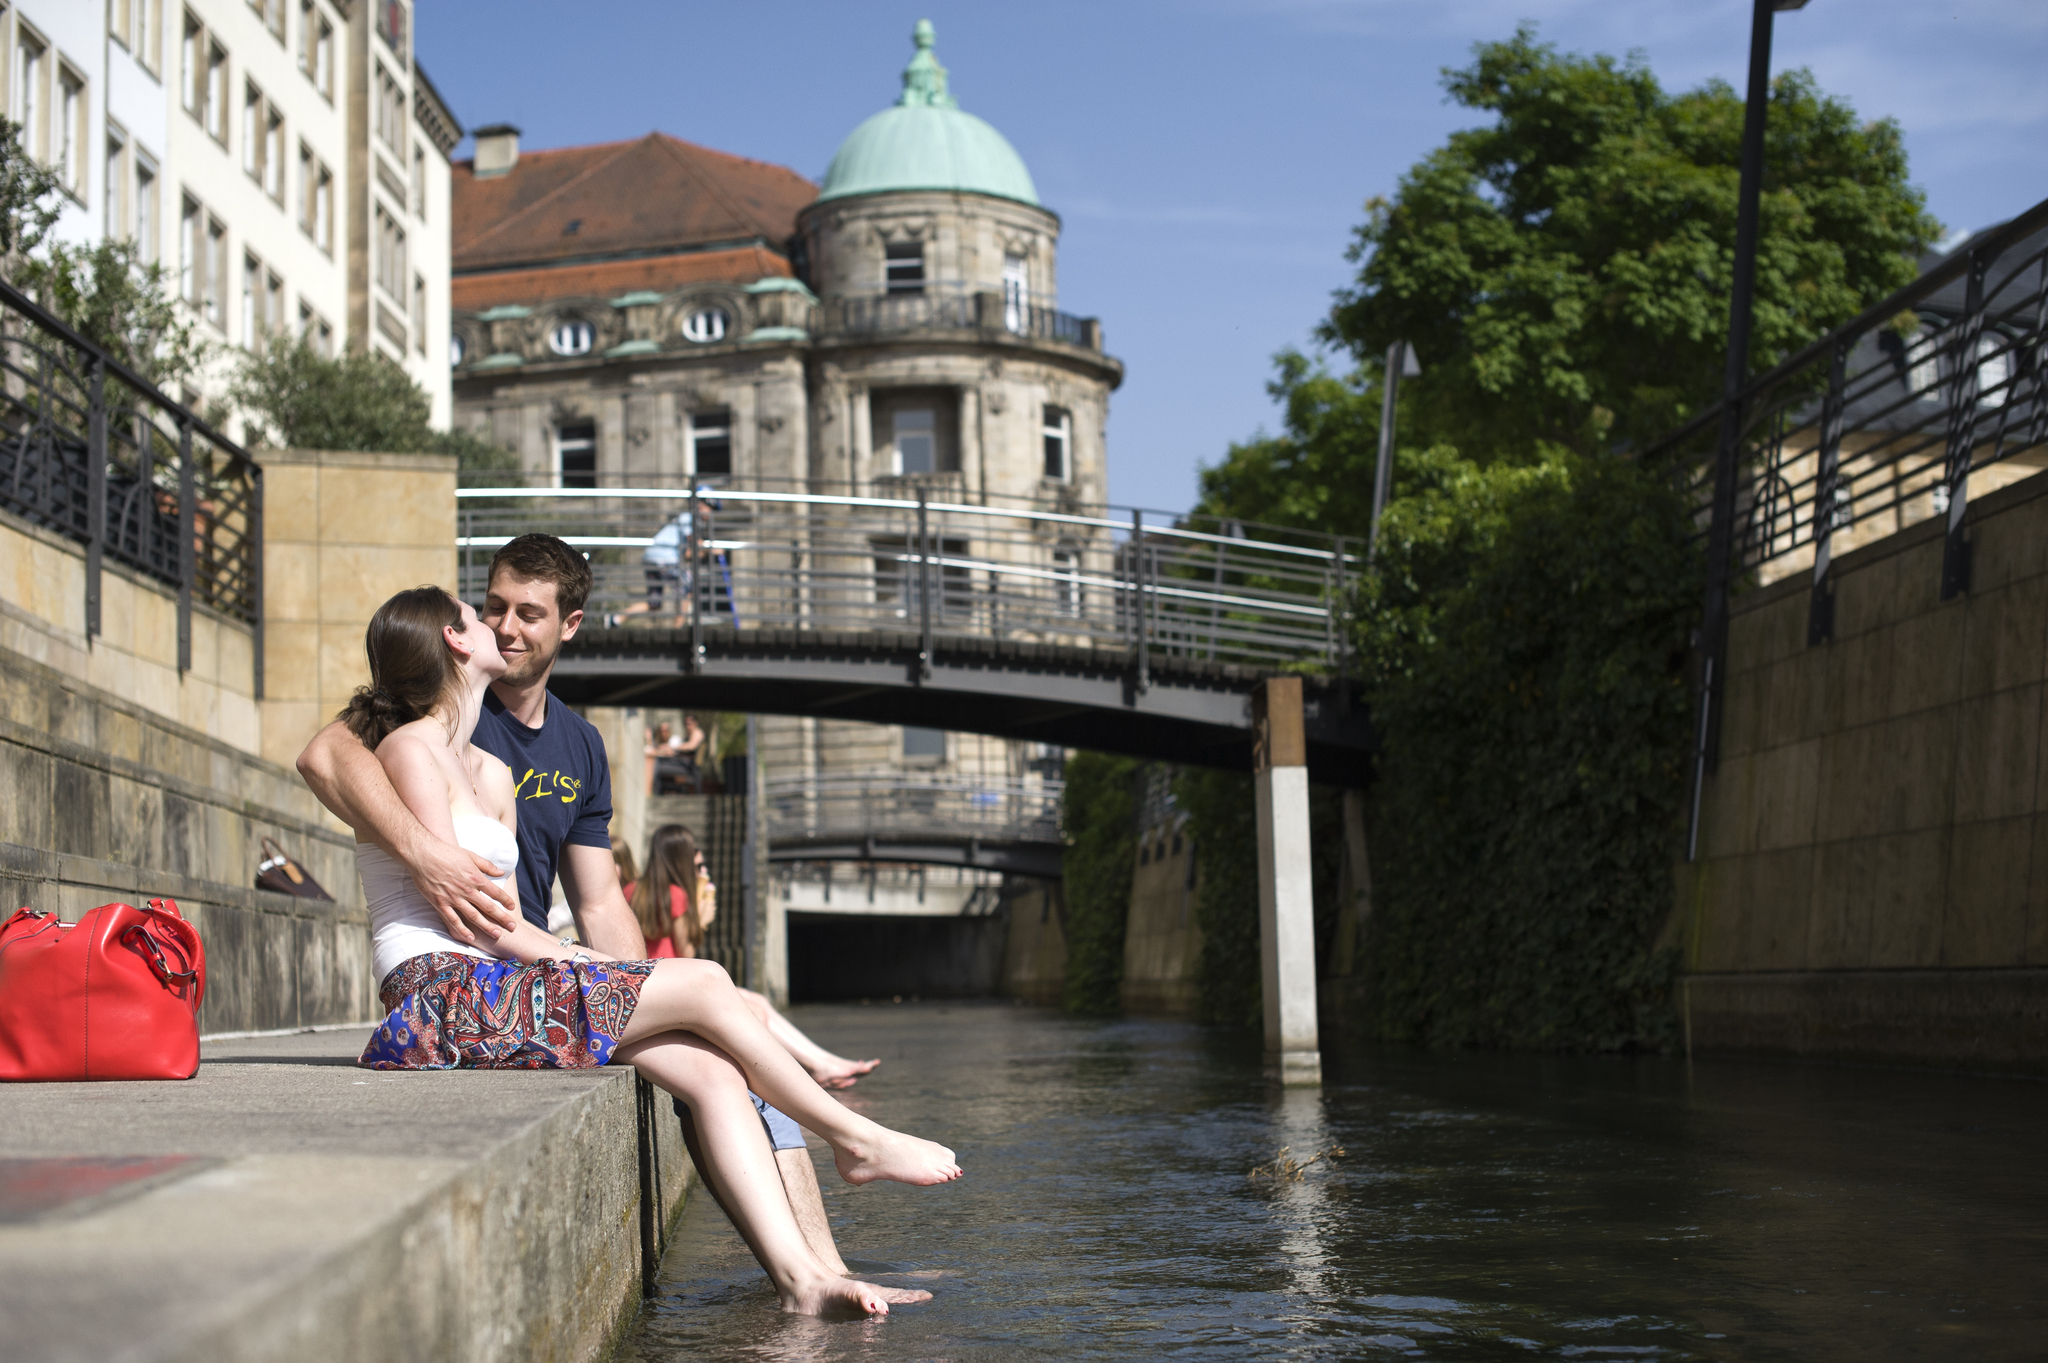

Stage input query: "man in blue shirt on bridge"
[{"left": 297, "top": 533, "right": 852, "bottom": 1276}]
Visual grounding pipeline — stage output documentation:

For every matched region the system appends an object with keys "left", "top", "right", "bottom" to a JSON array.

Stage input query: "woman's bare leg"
[
  {"left": 619, "top": 1030, "right": 929, "bottom": 1315},
  {"left": 619, "top": 959, "right": 961, "bottom": 1187},
  {"left": 737, "top": 987, "right": 881, "bottom": 1089}
]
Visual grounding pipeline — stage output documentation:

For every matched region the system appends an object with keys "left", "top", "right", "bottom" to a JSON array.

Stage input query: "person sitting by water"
[
  {"left": 645, "top": 720, "right": 690, "bottom": 794},
  {"left": 630, "top": 822, "right": 881, "bottom": 1090},
  {"left": 336, "top": 584, "right": 956, "bottom": 1315}
]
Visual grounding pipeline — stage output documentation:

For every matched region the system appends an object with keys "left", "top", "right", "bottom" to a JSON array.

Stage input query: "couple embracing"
[{"left": 296, "top": 534, "right": 954, "bottom": 1317}]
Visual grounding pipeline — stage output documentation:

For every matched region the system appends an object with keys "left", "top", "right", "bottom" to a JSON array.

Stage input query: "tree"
[
  {"left": 1192, "top": 350, "right": 1383, "bottom": 539},
  {"left": 16, "top": 239, "right": 208, "bottom": 389},
  {"left": 230, "top": 336, "right": 513, "bottom": 468},
  {"left": 1324, "top": 26, "right": 1941, "bottom": 464},
  {"left": 0, "top": 116, "right": 60, "bottom": 266}
]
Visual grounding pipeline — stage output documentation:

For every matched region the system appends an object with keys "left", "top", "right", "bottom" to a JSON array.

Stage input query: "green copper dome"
[{"left": 817, "top": 20, "right": 1039, "bottom": 207}]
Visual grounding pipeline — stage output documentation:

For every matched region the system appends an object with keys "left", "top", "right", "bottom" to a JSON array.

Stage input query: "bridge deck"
[{"left": 553, "top": 626, "right": 1372, "bottom": 783}]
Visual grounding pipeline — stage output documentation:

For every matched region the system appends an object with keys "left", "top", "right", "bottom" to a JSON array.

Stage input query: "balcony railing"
[
  {"left": 0, "top": 279, "right": 263, "bottom": 688},
  {"left": 825, "top": 288, "right": 1102, "bottom": 351},
  {"left": 767, "top": 775, "right": 1064, "bottom": 846}
]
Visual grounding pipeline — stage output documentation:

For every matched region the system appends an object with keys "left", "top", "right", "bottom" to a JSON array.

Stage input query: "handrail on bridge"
[
  {"left": 765, "top": 774, "right": 1064, "bottom": 843},
  {"left": 455, "top": 477, "right": 1359, "bottom": 676}
]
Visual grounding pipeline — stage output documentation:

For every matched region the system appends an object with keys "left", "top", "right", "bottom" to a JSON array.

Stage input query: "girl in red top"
[{"left": 629, "top": 822, "right": 879, "bottom": 1087}]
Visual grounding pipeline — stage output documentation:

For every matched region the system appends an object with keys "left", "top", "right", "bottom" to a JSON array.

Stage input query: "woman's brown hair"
[
  {"left": 338, "top": 586, "right": 464, "bottom": 750},
  {"left": 609, "top": 834, "right": 639, "bottom": 890},
  {"left": 630, "top": 823, "right": 701, "bottom": 950}
]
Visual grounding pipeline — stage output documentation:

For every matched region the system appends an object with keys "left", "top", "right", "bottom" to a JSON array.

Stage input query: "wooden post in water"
[{"left": 1254, "top": 676, "right": 1321, "bottom": 1085}]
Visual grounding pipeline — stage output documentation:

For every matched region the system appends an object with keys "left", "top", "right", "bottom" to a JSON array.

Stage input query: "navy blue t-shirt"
[{"left": 471, "top": 688, "right": 614, "bottom": 930}]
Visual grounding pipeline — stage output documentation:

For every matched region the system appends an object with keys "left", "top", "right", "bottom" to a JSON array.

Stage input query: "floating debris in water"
[{"left": 1247, "top": 1145, "right": 1345, "bottom": 1181}]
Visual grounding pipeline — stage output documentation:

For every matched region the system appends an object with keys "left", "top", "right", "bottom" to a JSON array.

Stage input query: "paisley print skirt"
[{"left": 359, "top": 952, "right": 655, "bottom": 1070}]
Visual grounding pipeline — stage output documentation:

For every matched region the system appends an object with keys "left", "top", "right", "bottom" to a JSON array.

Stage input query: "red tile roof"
[
  {"left": 453, "top": 247, "right": 794, "bottom": 312},
  {"left": 452, "top": 132, "right": 818, "bottom": 274}
]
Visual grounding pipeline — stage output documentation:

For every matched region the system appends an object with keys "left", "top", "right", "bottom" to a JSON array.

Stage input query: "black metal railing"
[
  {"left": 766, "top": 775, "right": 1063, "bottom": 846},
  {"left": 825, "top": 288, "right": 1100, "bottom": 350},
  {"left": 1653, "top": 194, "right": 2048, "bottom": 632},
  {"left": 0, "top": 280, "right": 263, "bottom": 691},
  {"left": 454, "top": 476, "right": 1358, "bottom": 677}
]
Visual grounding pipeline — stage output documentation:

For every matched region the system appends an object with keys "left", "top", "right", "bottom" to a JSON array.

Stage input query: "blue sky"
[{"left": 419, "top": 1, "right": 2048, "bottom": 512}]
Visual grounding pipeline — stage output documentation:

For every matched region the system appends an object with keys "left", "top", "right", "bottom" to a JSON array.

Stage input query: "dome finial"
[{"left": 897, "top": 18, "right": 957, "bottom": 110}]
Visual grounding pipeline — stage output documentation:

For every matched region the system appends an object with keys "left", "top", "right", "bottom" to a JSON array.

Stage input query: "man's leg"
[{"left": 675, "top": 1094, "right": 849, "bottom": 1276}]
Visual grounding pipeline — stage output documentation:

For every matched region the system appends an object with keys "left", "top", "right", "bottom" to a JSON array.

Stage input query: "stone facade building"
[{"left": 449, "top": 22, "right": 1120, "bottom": 910}]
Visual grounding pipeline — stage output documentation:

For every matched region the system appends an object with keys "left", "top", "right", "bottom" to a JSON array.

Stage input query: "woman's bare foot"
[
  {"left": 833, "top": 1128, "right": 962, "bottom": 1186},
  {"left": 781, "top": 1273, "right": 933, "bottom": 1316},
  {"left": 808, "top": 1056, "right": 881, "bottom": 1090}
]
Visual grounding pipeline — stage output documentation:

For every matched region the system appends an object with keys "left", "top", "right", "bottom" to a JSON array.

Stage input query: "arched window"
[
  {"left": 449, "top": 332, "right": 466, "bottom": 367},
  {"left": 681, "top": 307, "right": 731, "bottom": 343},
  {"left": 549, "top": 319, "right": 595, "bottom": 356}
]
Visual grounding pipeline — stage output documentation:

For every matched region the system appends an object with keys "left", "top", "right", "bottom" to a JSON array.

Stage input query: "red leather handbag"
[{"left": 0, "top": 899, "right": 207, "bottom": 1081}]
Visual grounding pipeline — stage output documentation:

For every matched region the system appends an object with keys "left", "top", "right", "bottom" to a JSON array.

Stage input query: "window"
[
  {"left": 680, "top": 306, "right": 730, "bottom": 343},
  {"left": 901, "top": 727, "right": 946, "bottom": 760},
  {"left": 181, "top": 13, "right": 201, "bottom": 114},
  {"left": 241, "top": 258, "right": 284, "bottom": 350},
  {"left": 135, "top": 154, "right": 158, "bottom": 260},
  {"left": 249, "top": 0, "right": 285, "bottom": 42},
  {"left": 885, "top": 240, "right": 924, "bottom": 294},
  {"left": 183, "top": 198, "right": 225, "bottom": 327},
  {"left": 374, "top": 63, "right": 404, "bottom": 152},
  {"left": 128, "top": 0, "right": 162, "bottom": 75},
  {"left": 242, "top": 82, "right": 261, "bottom": 175},
  {"left": 556, "top": 422, "right": 597, "bottom": 490},
  {"left": 1042, "top": 406, "right": 1072, "bottom": 481},
  {"left": 298, "top": 302, "right": 332, "bottom": 356},
  {"left": 412, "top": 143, "right": 426, "bottom": 218},
  {"left": 375, "top": 0, "right": 407, "bottom": 54},
  {"left": 1905, "top": 327, "right": 1940, "bottom": 400},
  {"left": 57, "top": 64, "right": 86, "bottom": 199},
  {"left": 1003, "top": 253, "right": 1028, "bottom": 332},
  {"left": 894, "top": 408, "right": 934, "bottom": 475},
  {"left": 16, "top": 29, "right": 46, "bottom": 161},
  {"left": 300, "top": 2, "right": 333, "bottom": 98},
  {"left": 1976, "top": 333, "right": 2013, "bottom": 411},
  {"left": 412, "top": 273, "right": 426, "bottom": 354},
  {"left": 375, "top": 204, "right": 406, "bottom": 299},
  {"left": 548, "top": 318, "right": 594, "bottom": 356},
  {"left": 449, "top": 332, "right": 465, "bottom": 367},
  {"left": 264, "top": 106, "right": 284, "bottom": 201},
  {"left": 300, "top": 143, "right": 333, "bottom": 250},
  {"left": 690, "top": 411, "right": 732, "bottom": 476},
  {"left": 206, "top": 38, "right": 228, "bottom": 142},
  {"left": 205, "top": 215, "right": 227, "bottom": 326},
  {"left": 105, "top": 129, "right": 130, "bottom": 238},
  {"left": 112, "top": 0, "right": 134, "bottom": 49},
  {"left": 1051, "top": 546, "right": 1081, "bottom": 616}
]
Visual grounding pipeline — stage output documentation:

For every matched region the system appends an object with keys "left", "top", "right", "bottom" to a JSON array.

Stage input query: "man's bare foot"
[
  {"left": 809, "top": 1056, "right": 881, "bottom": 1089},
  {"left": 781, "top": 1274, "right": 932, "bottom": 1316},
  {"left": 833, "top": 1128, "right": 961, "bottom": 1186}
]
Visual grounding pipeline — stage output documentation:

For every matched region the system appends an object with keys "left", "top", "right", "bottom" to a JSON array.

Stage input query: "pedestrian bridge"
[
  {"left": 458, "top": 482, "right": 1372, "bottom": 783},
  {"left": 765, "top": 774, "right": 1064, "bottom": 878}
]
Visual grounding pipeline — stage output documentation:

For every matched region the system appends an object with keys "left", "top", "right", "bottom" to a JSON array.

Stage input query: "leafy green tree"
[
  {"left": 0, "top": 116, "right": 60, "bottom": 264},
  {"left": 1193, "top": 350, "right": 1383, "bottom": 539},
  {"left": 17, "top": 240, "right": 208, "bottom": 389},
  {"left": 230, "top": 336, "right": 512, "bottom": 468},
  {"left": 1324, "top": 25, "right": 1940, "bottom": 463}
]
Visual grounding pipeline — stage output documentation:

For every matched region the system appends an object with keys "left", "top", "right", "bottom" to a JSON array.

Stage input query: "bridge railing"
[
  {"left": 0, "top": 279, "right": 263, "bottom": 687},
  {"left": 765, "top": 775, "right": 1064, "bottom": 845},
  {"left": 455, "top": 478, "right": 1357, "bottom": 674}
]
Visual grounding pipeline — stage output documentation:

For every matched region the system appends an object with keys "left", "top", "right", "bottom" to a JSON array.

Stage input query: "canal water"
[{"left": 626, "top": 1002, "right": 2046, "bottom": 1360}]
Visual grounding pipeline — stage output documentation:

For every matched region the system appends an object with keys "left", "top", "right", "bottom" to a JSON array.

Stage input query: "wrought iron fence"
[
  {"left": 1654, "top": 194, "right": 2048, "bottom": 634},
  {"left": 454, "top": 477, "right": 1357, "bottom": 676},
  {"left": 0, "top": 279, "right": 263, "bottom": 687},
  {"left": 766, "top": 775, "right": 1063, "bottom": 845}
]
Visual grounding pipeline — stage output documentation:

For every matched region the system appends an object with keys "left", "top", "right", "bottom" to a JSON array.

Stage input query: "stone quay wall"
[{"left": 1678, "top": 470, "right": 2048, "bottom": 1074}]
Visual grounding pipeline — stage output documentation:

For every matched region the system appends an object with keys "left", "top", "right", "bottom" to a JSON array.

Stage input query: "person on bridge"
[
  {"left": 630, "top": 821, "right": 881, "bottom": 1089},
  {"left": 297, "top": 537, "right": 948, "bottom": 1315}
]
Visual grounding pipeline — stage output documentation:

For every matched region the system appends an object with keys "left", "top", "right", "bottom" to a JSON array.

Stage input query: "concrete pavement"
[{"left": 0, "top": 1028, "right": 692, "bottom": 1363}]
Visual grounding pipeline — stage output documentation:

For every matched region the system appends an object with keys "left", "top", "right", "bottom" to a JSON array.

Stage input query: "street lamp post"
[
  {"left": 1690, "top": 0, "right": 1811, "bottom": 861},
  {"left": 1366, "top": 339, "right": 1421, "bottom": 561}
]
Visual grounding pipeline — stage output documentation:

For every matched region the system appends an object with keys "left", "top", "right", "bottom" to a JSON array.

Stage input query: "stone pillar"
[
  {"left": 744, "top": 715, "right": 788, "bottom": 1007},
  {"left": 1254, "top": 676, "right": 1320, "bottom": 1085}
]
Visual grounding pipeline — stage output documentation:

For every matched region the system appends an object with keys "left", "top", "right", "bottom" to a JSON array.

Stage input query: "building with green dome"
[{"left": 446, "top": 20, "right": 1123, "bottom": 933}]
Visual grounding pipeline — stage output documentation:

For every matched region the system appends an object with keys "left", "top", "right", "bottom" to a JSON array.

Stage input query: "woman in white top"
[{"left": 342, "top": 586, "right": 954, "bottom": 1316}]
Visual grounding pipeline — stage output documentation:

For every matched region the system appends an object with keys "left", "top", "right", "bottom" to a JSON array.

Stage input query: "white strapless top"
[{"left": 358, "top": 814, "right": 520, "bottom": 983}]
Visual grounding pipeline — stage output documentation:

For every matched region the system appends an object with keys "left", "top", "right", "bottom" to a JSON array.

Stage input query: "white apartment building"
[{"left": 1, "top": 0, "right": 455, "bottom": 428}]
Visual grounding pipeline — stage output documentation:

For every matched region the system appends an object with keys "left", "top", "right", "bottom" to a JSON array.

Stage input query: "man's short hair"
[{"left": 489, "top": 534, "right": 593, "bottom": 618}]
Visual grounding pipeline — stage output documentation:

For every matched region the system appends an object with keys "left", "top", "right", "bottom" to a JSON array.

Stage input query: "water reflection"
[{"left": 627, "top": 1003, "right": 2048, "bottom": 1360}]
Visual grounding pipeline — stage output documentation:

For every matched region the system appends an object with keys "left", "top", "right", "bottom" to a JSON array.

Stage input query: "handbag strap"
[
  {"left": 260, "top": 835, "right": 288, "bottom": 864},
  {"left": 123, "top": 922, "right": 199, "bottom": 991}
]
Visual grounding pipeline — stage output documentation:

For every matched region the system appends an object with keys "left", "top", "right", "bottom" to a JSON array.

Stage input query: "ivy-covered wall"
[{"left": 1058, "top": 751, "right": 1139, "bottom": 1015}]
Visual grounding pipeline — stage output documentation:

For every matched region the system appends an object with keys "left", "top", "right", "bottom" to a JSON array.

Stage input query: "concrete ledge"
[
  {"left": 0, "top": 1029, "right": 692, "bottom": 1363},
  {"left": 1683, "top": 968, "right": 2048, "bottom": 1076}
]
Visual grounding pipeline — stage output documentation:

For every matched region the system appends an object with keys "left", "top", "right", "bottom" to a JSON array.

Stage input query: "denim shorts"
[{"left": 673, "top": 1092, "right": 806, "bottom": 1152}]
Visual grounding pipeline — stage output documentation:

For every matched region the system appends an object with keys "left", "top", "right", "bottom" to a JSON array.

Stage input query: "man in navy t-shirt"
[{"left": 297, "top": 533, "right": 850, "bottom": 1278}]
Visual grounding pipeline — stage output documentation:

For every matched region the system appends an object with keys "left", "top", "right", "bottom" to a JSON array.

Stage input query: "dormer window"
[
  {"left": 680, "top": 307, "right": 730, "bottom": 343},
  {"left": 885, "top": 241, "right": 924, "bottom": 294},
  {"left": 549, "top": 319, "right": 594, "bottom": 356}
]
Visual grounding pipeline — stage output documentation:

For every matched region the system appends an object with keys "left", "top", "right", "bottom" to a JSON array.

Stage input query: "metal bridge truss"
[{"left": 457, "top": 481, "right": 1372, "bottom": 781}]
